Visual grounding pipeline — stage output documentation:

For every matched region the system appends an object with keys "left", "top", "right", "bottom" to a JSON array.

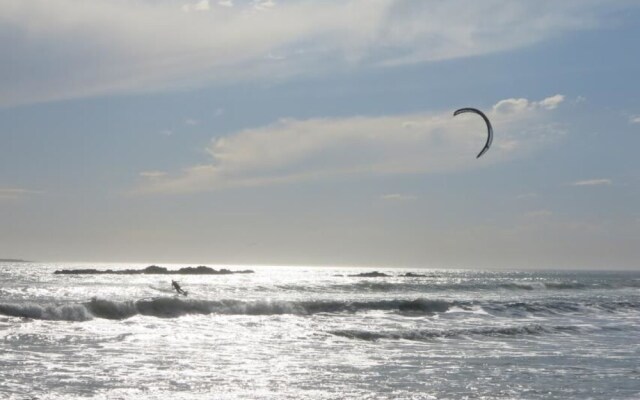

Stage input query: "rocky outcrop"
[
  {"left": 347, "top": 271, "right": 390, "bottom": 278},
  {"left": 54, "top": 265, "right": 254, "bottom": 275}
]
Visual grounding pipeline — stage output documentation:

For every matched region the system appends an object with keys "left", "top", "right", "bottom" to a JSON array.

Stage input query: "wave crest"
[
  {"left": 0, "top": 303, "right": 93, "bottom": 321},
  {"left": 1, "top": 296, "right": 637, "bottom": 322},
  {"left": 330, "top": 325, "right": 580, "bottom": 341},
  {"left": 0, "top": 297, "right": 455, "bottom": 321}
]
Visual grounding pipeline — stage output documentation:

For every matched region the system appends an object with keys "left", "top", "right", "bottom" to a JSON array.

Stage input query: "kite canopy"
[{"left": 453, "top": 107, "right": 493, "bottom": 158}]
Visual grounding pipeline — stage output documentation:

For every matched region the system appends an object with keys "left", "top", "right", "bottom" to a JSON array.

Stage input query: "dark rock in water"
[
  {"left": 171, "top": 266, "right": 253, "bottom": 275},
  {"left": 54, "top": 268, "right": 101, "bottom": 275},
  {"left": 144, "top": 265, "right": 168, "bottom": 274},
  {"left": 347, "top": 271, "right": 390, "bottom": 278},
  {"left": 400, "top": 272, "right": 427, "bottom": 277},
  {"left": 54, "top": 265, "right": 254, "bottom": 275}
]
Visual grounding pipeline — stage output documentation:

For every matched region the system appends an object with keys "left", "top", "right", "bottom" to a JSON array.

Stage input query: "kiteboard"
[
  {"left": 149, "top": 285, "right": 188, "bottom": 296},
  {"left": 149, "top": 285, "right": 174, "bottom": 294}
]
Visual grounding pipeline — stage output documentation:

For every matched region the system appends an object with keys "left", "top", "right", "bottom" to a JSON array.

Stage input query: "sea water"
[{"left": 0, "top": 262, "right": 639, "bottom": 399}]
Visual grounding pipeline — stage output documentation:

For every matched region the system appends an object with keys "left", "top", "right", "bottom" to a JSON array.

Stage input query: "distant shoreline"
[{"left": 0, "top": 259, "right": 30, "bottom": 263}]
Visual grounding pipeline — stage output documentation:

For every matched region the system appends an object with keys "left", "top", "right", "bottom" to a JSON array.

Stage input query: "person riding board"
[{"left": 171, "top": 280, "right": 187, "bottom": 296}]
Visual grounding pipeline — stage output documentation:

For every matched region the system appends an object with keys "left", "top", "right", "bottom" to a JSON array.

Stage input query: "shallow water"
[{"left": 1, "top": 262, "right": 639, "bottom": 399}]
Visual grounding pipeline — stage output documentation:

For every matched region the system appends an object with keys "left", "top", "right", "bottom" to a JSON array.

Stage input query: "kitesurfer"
[{"left": 171, "top": 280, "right": 186, "bottom": 295}]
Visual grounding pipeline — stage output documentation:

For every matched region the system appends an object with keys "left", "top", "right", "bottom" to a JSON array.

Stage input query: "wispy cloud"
[
  {"left": 182, "top": 0, "right": 211, "bottom": 12},
  {"left": 139, "top": 171, "right": 168, "bottom": 179},
  {"left": 0, "top": 188, "right": 40, "bottom": 200},
  {"left": 380, "top": 194, "right": 417, "bottom": 201},
  {"left": 572, "top": 179, "right": 612, "bottom": 186},
  {"left": 537, "top": 95, "right": 565, "bottom": 110},
  {"left": 252, "top": 0, "right": 275, "bottom": 11},
  {"left": 492, "top": 94, "right": 565, "bottom": 114},
  {"left": 0, "top": 0, "right": 623, "bottom": 106},
  {"left": 136, "top": 95, "right": 565, "bottom": 194},
  {"left": 516, "top": 192, "right": 539, "bottom": 199},
  {"left": 629, "top": 115, "right": 640, "bottom": 124},
  {"left": 524, "top": 209, "right": 553, "bottom": 218}
]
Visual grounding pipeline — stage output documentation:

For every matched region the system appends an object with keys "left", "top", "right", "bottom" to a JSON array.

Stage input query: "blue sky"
[{"left": 0, "top": 0, "right": 638, "bottom": 268}]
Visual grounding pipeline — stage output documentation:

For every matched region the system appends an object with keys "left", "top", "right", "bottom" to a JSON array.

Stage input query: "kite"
[{"left": 453, "top": 107, "right": 493, "bottom": 158}]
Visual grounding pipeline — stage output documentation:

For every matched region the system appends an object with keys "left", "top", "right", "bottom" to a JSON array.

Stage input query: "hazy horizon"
[{"left": 1, "top": 259, "right": 635, "bottom": 272}]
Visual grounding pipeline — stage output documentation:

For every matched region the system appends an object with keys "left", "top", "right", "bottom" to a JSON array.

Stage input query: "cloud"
[
  {"left": 0, "top": 0, "right": 623, "bottom": 106},
  {"left": 381, "top": 194, "right": 417, "bottom": 201},
  {"left": 492, "top": 94, "right": 565, "bottom": 114},
  {"left": 0, "top": 188, "right": 40, "bottom": 200},
  {"left": 629, "top": 115, "right": 640, "bottom": 124},
  {"left": 136, "top": 95, "right": 565, "bottom": 194},
  {"left": 572, "top": 179, "right": 612, "bottom": 186},
  {"left": 524, "top": 209, "right": 553, "bottom": 218},
  {"left": 185, "top": 118, "right": 199, "bottom": 126},
  {"left": 139, "top": 171, "right": 167, "bottom": 179},
  {"left": 538, "top": 94, "right": 565, "bottom": 110},
  {"left": 252, "top": 0, "right": 276, "bottom": 11},
  {"left": 182, "top": 0, "right": 211, "bottom": 12},
  {"left": 516, "top": 192, "right": 539, "bottom": 199}
]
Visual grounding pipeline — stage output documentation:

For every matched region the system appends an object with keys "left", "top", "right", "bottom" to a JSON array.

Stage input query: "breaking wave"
[
  {"left": 0, "top": 303, "right": 93, "bottom": 321},
  {"left": 330, "top": 324, "right": 581, "bottom": 341},
  {"left": 0, "top": 298, "right": 453, "bottom": 321},
  {"left": 276, "top": 280, "right": 640, "bottom": 294},
  {"left": 1, "top": 297, "right": 637, "bottom": 322}
]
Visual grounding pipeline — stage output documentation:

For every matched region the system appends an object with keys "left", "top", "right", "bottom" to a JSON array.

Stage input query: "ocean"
[{"left": 1, "top": 262, "right": 639, "bottom": 399}]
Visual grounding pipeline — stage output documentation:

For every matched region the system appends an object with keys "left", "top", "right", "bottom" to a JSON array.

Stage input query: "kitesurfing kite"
[{"left": 453, "top": 107, "right": 493, "bottom": 158}]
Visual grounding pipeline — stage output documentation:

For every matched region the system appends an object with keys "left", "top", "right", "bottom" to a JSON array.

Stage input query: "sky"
[{"left": 0, "top": 0, "right": 639, "bottom": 269}]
